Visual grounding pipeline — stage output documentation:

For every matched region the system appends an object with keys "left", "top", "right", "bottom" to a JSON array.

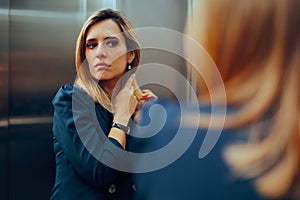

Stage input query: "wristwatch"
[{"left": 111, "top": 122, "right": 131, "bottom": 135}]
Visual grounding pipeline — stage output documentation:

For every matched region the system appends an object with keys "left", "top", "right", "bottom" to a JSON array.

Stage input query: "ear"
[{"left": 127, "top": 51, "right": 135, "bottom": 64}]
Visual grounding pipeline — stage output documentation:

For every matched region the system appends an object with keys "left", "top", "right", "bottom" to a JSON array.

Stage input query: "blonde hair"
[
  {"left": 188, "top": 0, "right": 300, "bottom": 198},
  {"left": 75, "top": 9, "right": 141, "bottom": 111}
]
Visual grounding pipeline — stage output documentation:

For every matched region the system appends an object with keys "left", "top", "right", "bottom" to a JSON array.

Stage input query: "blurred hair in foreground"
[{"left": 186, "top": 0, "right": 300, "bottom": 198}]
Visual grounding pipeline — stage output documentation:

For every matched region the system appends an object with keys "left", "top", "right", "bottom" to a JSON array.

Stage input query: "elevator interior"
[{"left": 0, "top": 0, "right": 188, "bottom": 199}]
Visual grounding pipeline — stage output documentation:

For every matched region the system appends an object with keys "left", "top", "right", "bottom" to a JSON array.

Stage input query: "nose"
[{"left": 95, "top": 42, "right": 107, "bottom": 59}]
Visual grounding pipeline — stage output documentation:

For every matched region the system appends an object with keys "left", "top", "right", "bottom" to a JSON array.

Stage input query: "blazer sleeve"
[{"left": 52, "top": 84, "right": 124, "bottom": 189}]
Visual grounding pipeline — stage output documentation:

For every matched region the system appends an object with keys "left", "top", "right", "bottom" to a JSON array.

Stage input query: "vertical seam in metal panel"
[
  {"left": 112, "top": 0, "right": 117, "bottom": 10},
  {"left": 81, "top": 0, "right": 87, "bottom": 20},
  {"left": 187, "top": 0, "right": 192, "bottom": 103},
  {"left": 186, "top": 0, "right": 198, "bottom": 104}
]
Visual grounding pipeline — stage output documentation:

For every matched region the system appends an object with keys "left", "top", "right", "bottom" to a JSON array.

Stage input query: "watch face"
[{"left": 112, "top": 122, "right": 130, "bottom": 134}]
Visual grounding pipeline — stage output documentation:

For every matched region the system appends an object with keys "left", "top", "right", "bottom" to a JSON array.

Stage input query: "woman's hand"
[
  {"left": 133, "top": 89, "right": 158, "bottom": 122},
  {"left": 113, "top": 74, "right": 138, "bottom": 126},
  {"left": 140, "top": 89, "right": 158, "bottom": 101}
]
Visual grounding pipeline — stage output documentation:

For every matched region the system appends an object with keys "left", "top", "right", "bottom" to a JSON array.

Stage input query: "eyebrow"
[{"left": 86, "top": 36, "right": 119, "bottom": 43}]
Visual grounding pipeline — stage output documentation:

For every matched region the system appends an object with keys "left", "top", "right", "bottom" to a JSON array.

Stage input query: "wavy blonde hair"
[
  {"left": 75, "top": 9, "right": 141, "bottom": 111},
  {"left": 188, "top": 0, "right": 300, "bottom": 198}
]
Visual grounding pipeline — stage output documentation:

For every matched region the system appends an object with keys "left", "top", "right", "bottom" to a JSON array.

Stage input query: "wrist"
[
  {"left": 108, "top": 128, "right": 126, "bottom": 149},
  {"left": 113, "top": 114, "right": 130, "bottom": 126}
]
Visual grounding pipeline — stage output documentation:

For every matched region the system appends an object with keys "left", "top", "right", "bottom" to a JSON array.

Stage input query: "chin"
[{"left": 93, "top": 72, "right": 106, "bottom": 80}]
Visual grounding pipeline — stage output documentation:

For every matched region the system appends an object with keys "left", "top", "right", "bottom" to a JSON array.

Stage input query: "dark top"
[
  {"left": 50, "top": 84, "right": 135, "bottom": 200},
  {"left": 130, "top": 101, "right": 271, "bottom": 200}
]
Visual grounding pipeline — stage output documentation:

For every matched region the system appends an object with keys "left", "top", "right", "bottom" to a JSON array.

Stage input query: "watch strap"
[{"left": 111, "top": 122, "right": 130, "bottom": 134}]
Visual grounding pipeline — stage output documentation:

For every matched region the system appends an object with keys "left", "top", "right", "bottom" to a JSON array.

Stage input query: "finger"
[
  {"left": 133, "top": 79, "right": 143, "bottom": 100},
  {"left": 142, "top": 89, "right": 153, "bottom": 95},
  {"left": 130, "top": 95, "right": 138, "bottom": 110},
  {"left": 129, "top": 86, "right": 134, "bottom": 95},
  {"left": 141, "top": 92, "right": 158, "bottom": 100}
]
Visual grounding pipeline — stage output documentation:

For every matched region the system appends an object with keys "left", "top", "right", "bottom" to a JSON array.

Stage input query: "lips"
[{"left": 95, "top": 63, "right": 110, "bottom": 70}]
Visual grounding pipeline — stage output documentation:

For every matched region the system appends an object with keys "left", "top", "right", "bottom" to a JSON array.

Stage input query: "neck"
[{"left": 99, "top": 79, "right": 119, "bottom": 97}]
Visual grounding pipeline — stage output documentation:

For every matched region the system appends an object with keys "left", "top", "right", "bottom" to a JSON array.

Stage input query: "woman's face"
[{"left": 85, "top": 19, "right": 134, "bottom": 85}]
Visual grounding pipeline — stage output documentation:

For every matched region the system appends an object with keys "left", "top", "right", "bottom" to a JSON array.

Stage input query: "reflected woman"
[{"left": 50, "top": 9, "right": 155, "bottom": 200}]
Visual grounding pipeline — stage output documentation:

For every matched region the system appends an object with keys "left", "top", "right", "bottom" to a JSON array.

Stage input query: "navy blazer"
[
  {"left": 130, "top": 101, "right": 270, "bottom": 200},
  {"left": 50, "top": 84, "right": 135, "bottom": 200}
]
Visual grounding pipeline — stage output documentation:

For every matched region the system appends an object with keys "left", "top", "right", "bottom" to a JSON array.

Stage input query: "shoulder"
[
  {"left": 53, "top": 83, "right": 73, "bottom": 100},
  {"left": 52, "top": 83, "right": 93, "bottom": 111}
]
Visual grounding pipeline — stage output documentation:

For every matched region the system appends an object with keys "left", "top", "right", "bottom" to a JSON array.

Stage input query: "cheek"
[
  {"left": 85, "top": 53, "right": 94, "bottom": 70},
  {"left": 84, "top": 54, "right": 94, "bottom": 73},
  {"left": 109, "top": 46, "right": 128, "bottom": 62},
  {"left": 113, "top": 54, "right": 128, "bottom": 70},
  {"left": 85, "top": 51, "right": 92, "bottom": 63}
]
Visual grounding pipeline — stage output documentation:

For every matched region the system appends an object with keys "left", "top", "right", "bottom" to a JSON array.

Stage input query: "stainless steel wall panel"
[
  {"left": 8, "top": 0, "right": 83, "bottom": 199},
  {"left": 0, "top": 2, "right": 9, "bottom": 125},
  {"left": 120, "top": 0, "right": 188, "bottom": 100},
  {"left": 0, "top": 0, "right": 9, "bottom": 199},
  {"left": 9, "top": 11, "right": 78, "bottom": 117},
  {"left": 10, "top": 0, "right": 79, "bottom": 12},
  {"left": 85, "top": 0, "right": 119, "bottom": 14},
  {"left": 121, "top": 0, "right": 186, "bottom": 31},
  {"left": 9, "top": 123, "right": 55, "bottom": 200},
  {"left": 0, "top": 129, "right": 8, "bottom": 200}
]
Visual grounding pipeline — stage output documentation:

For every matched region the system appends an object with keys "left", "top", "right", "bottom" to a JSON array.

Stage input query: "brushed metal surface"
[
  {"left": 0, "top": 1, "right": 9, "bottom": 199},
  {"left": 8, "top": 0, "right": 83, "bottom": 199}
]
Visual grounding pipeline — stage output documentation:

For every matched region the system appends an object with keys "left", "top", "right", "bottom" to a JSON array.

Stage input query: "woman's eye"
[
  {"left": 105, "top": 39, "right": 119, "bottom": 47},
  {"left": 86, "top": 43, "right": 97, "bottom": 49}
]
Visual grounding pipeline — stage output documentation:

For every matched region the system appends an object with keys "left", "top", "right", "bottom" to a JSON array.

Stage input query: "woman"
[
  {"left": 133, "top": 0, "right": 300, "bottom": 199},
  {"left": 50, "top": 9, "right": 155, "bottom": 199}
]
